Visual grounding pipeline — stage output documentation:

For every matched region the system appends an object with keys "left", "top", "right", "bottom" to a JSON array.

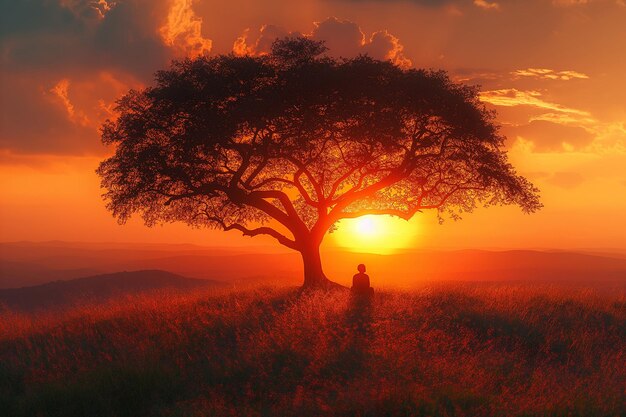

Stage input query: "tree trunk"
[{"left": 300, "top": 243, "right": 332, "bottom": 289}]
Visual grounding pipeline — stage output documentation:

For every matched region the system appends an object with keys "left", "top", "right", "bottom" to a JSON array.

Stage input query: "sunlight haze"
[{"left": 1, "top": 0, "right": 625, "bottom": 251}]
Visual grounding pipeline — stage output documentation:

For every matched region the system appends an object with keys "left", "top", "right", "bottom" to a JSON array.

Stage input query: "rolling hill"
[
  {"left": 0, "top": 270, "right": 224, "bottom": 313},
  {"left": 1, "top": 242, "right": 625, "bottom": 290}
]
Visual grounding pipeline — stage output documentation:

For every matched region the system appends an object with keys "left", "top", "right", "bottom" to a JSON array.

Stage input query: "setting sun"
[{"left": 332, "top": 215, "right": 419, "bottom": 254}]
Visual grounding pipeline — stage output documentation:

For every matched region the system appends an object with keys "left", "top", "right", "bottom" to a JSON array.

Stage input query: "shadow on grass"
[
  {"left": 2, "top": 361, "right": 183, "bottom": 417},
  {"left": 325, "top": 293, "right": 374, "bottom": 379}
]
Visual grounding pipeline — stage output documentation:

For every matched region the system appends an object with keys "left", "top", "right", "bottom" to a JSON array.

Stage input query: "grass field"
[{"left": 1, "top": 284, "right": 625, "bottom": 416}]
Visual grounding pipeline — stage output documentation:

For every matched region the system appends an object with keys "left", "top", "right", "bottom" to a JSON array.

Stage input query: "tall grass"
[{"left": 1, "top": 284, "right": 624, "bottom": 416}]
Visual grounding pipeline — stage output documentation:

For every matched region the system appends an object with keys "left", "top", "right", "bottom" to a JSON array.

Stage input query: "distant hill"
[
  {"left": 323, "top": 249, "right": 626, "bottom": 287},
  {"left": 1, "top": 242, "right": 625, "bottom": 290},
  {"left": 0, "top": 270, "right": 224, "bottom": 313},
  {"left": 0, "top": 241, "right": 285, "bottom": 288}
]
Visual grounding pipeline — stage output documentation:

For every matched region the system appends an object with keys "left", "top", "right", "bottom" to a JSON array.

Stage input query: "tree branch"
[
  {"left": 293, "top": 169, "right": 318, "bottom": 206},
  {"left": 337, "top": 207, "right": 422, "bottom": 221},
  {"left": 287, "top": 156, "right": 324, "bottom": 203},
  {"left": 224, "top": 223, "right": 299, "bottom": 250}
]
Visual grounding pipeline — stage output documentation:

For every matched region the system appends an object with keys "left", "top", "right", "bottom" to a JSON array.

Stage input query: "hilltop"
[{"left": 1, "top": 284, "right": 624, "bottom": 417}]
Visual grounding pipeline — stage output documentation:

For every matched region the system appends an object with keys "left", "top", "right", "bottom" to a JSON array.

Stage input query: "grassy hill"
[{"left": 1, "top": 284, "right": 624, "bottom": 417}]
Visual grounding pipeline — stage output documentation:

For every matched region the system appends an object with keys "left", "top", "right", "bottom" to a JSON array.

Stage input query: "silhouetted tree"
[{"left": 98, "top": 37, "right": 541, "bottom": 289}]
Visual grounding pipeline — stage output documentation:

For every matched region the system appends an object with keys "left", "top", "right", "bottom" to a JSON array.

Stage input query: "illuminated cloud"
[
  {"left": 160, "top": 0, "right": 212, "bottom": 57},
  {"left": 49, "top": 79, "right": 75, "bottom": 119},
  {"left": 363, "top": 30, "right": 412, "bottom": 68},
  {"left": 552, "top": 0, "right": 589, "bottom": 5},
  {"left": 530, "top": 112, "right": 597, "bottom": 126},
  {"left": 234, "top": 17, "right": 411, "bottom": 67},
  {"left": 0, "top": 70, "right": 140, "bottom": 155},
  {"left": 311, "top": 17, "right": 412, "bottom": 67},
  {"left": 233, "top": 25, "right": 291, "bottom": 56},
  {"left": 552, "top": 0, "right": 626, "bottom": 6},
  {"left": 512, "top": 68, "right": 589, "bottom": 80},
  {"left": 480, "top": 89, "right": 591, "bottom": 116},
  {"left": 0, "top": 77, "right": 98, "bottom": 155},
  {"left": 473, "top": 0, "right": 500, "bottom": 10},
  {"left": 48, "top": 79, "right": 89, "bottom": 126},
  {"left": 506, "top": 120, "right": 594, "bottom": 152},
  {"left": 0, "top": 0, "right": 214, "bottom": 156},
  {"left": 451, "top": 68, "right": 504, "bottom": 83},
  {"left": 59, "top": 0, "right": 114, "bottom": 20}
]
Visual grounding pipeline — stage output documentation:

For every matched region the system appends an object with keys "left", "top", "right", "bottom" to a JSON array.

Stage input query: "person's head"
[{"left": 357, "top": 264, "right": 366, "bottom": 273}]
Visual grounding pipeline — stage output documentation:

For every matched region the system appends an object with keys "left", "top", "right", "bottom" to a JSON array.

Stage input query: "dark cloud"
[
  {"left": 311, "top": 17, "right": 364, "bottom": 58},
  {"left": 1, "top": 0, "right": 172, "bottom": 78},
  {"left": 92, "top": 0, "right": 173, "bottom": 76},
  {"left": 311, "top": 18, "right": 410, "bottom": 66},
  {"left": 0, "top": 0, "right": 84, "bottom": 37},
  {"left": 333, "top": 0, "right": 455, "bottom": 5},
  {"left": 0, "top": 0, "right": 190, "bottom": 156},
  {"left": 0, "top": 76, "right": 99, "bottom": 155}
]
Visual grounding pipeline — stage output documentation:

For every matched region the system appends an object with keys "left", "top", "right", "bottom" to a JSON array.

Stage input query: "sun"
[{"left": 331, "top": 215, "right": 419, "bottom": 254}]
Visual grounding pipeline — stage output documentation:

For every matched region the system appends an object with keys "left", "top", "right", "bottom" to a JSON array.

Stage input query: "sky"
[{"left": 1, "top": 0, "right": 625, "bottom": 251}]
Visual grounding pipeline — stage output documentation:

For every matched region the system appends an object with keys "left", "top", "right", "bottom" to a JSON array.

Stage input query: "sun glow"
[{"left": 332, "top": 215, "right": 418, "bottom": 254}]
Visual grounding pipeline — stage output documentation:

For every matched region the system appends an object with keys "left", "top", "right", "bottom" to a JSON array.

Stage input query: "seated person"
[{"left": 351, "top": 264, "right": 374, "bottom": 296}]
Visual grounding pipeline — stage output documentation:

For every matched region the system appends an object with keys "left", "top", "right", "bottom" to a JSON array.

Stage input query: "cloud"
[
  {"left": 451, "top": 68, "right": 505, "bottom": 83},
  {"left": 552, "top": 0, "right": 626, "bottom": 6},
  {"left": 311, "top": 17, "right": 365, "bottom": 58},
  {"left": 59, "top": 0, "right": 115, "bottom": 20},
  {"left": 480, "top": 89, "right": 591, "bottom": 116},
  {"left": 512, "top": 68, "right": 589, "bottom": 80},
  {"left": 49, "top": 79, "right": 89, "bottom": 126},
  {"left": 311, "top": 17, "right": 412, "bottom": 67},
  {"left": 1, "top": 0, "right": 211, "bottom": 77},
  {"left": 529, "top": 112, "right": 596, "bottom": 126},
  {"left": 159, "top": 0, "right": 212, "bottom": 57},
  {"left": 362, "top": 30, "right": 412, "bottom": 68},
  {"left": 0, "top": 76, "right": 98, "bottom": 155},
  {"left": 0, "top": 0, "right": 83, "bottom": 37},
  {"left": 234, "top": 17, "right": 412, "bottom": 68},
  {"left": 233, "top": 25, "right": 292, "bottom": 56},
  {"left": 506, "top": 120, "right": 594, "bottom": 152},
  {"left": 330, "top": 0, "right": 457, "bottom": 5},
  {"left": 1, "top": 0, "right": 173, "bottom": 78},
  {"left": 0, "top": 70, "right": 141, "bottom": 155},
  {"left": 552, "top": 0, "right": 589, "bottom": 5},
  {"left": 473, "top": 0, "right": 500, "bottom": 10},
  {"left": 0, "top": 0, "right": 216, "bottom": 156}
]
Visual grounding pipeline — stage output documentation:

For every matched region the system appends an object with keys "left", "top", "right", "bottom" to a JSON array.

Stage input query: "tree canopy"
[{"left": 98, "top": 37, "right": 541, "bottom": 288}]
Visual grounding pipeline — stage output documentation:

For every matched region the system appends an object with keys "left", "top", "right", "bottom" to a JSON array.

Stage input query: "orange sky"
[{"left": 1, "top": 0, "right": 625, "bottom": 251}]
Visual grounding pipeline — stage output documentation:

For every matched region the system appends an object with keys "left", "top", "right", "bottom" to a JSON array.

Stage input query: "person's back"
[
  {"left": 351, "top": 264, "right": 373, "bottom": 296},
  {"left": 352, "top": 272, "right": 370, "bottom": 292}
]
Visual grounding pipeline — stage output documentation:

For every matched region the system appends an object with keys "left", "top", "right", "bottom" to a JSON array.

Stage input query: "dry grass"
[{"left": 1, "top": 284, "right": 625, "bottom": 416}]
